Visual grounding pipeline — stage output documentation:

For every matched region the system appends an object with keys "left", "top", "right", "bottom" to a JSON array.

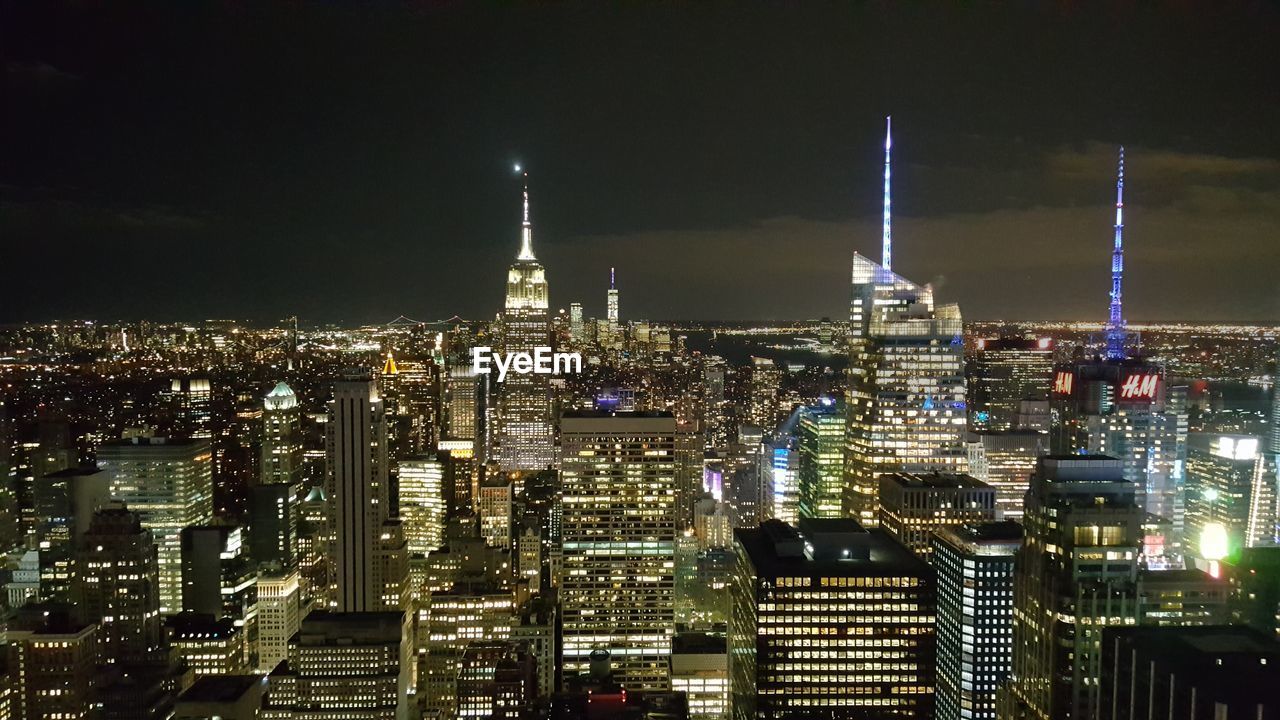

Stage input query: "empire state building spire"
[
  {"left": 1105, "top": 146, "right": 1126, "bottom": 360},
  {"left": 518, "top": 170, "right": 536, "bottom": 261}
]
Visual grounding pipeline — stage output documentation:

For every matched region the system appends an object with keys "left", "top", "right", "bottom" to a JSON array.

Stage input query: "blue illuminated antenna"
[
  {"left": 1105, "top": 146, "right": 1126, "bottom": 360},
  {"left": 882, "top": 115, "right": 893, "bottom": 271}
]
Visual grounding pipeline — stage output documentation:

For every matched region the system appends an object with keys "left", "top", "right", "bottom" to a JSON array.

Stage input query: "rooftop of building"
[
  {"left": 177, "top": 675, "right": 263, "bottom": 704},
  {"left": 672, "top": 631, "right": 727, "bottom": 655},
  {"left": 1138, "top": 568, "right": 1227, "bottom": 586},
  {"left": 1105, "top": 625, "right": 1280, "bottom": 658},
  {"left": 42, "top": 466, "right": 103, "bottom": 478},
  {"left": 100, "top": 435, "right": 208, "bottom": 448},
  {"left": 881, "top": 471, "right": 989, "bottom": 490},
  {"left": 948, "top": 520, "right": 1024, "bottom": 544},
  {"left": 735, "top": 518, "right": 931, "bottom": 578},
  {"left": 561, "top": 409, "right": 675, "bottom": 420}
]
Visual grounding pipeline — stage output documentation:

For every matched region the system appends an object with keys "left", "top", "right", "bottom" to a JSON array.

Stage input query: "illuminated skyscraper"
[
  {"left": 968, "top": 337, "right": 1054, "bottom": 432},
  {"left": 569, "top": 302, "right": 585, "bottom": 345},
  {"left": 607, "top": 267, "right": 619, "bottom": 323},
  {"left": 494, "top": 173, "right": 554, "bottom": 471},
  {"left": 99, "top": 436, "right": 214, "bottom": 614},
  {"left": 797, "top": 400, "right": 845, "bottom": 519},
  {"left": 1003, "top": 456, "right": 1143, "bottom": 720},
  {"left": 77, "top": 505, "right": 164, "bottom": 665},
  {"left": 257, "top": 568, "right": 302, "bottom": 674},
  {"left": 763, "top": 438, "right": 799, "bottom": 525},
  {"left": 878, "top": 472, "right": 997, "bottom": 560},
  {"left": 560, "top": 411, "right": 677, "bottom": 689},
  {"left": 842, "top": 120, "right": 967, "bottom": 526},
  {"left": 261, "top": 381, "right": 303, "bottom": 486},
  {"left": 728, "top": 518, "right": 936, "bottom": 719},
  {"left": 746, "top": 357, "right": 782, "bottom": 432},
  {"left": 6, "top": 609, "right": 99, "bottom": 720},
  {"left": 965, "top": 430, "right": 1047, "bottom": 521},
  {"left": 326, "top": 377, "right": 408, "bottom": 613},
  {"left": 398, "top": 455, "right": 446, "bottom": 556},
  {"left": 1184, "top": 433, "right": 1277, "bottom": 563},
  {"left": 933, "top": 521, "right": 1020, "bottom": 720}
]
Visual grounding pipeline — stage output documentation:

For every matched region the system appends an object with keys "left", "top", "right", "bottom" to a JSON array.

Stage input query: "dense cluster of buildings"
[{"left": 0, "top": 123, "right": 1278, "bottom": 720}]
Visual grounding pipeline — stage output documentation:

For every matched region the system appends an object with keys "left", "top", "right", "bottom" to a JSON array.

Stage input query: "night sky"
[{"left": 4, "top": 2, "right": 1279, "bottom": 324}]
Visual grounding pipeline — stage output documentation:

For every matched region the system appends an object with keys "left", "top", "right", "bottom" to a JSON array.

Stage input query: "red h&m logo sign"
[
  {"left": 1119, "top": 373, "right": 1159, "bottom": 400},
  {"left": 1052, "top": 371, "right": 1074, "bottom": 395}
]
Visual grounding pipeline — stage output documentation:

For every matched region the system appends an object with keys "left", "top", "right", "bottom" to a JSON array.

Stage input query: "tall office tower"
[
  {"left": 478, "top": 475, "right": 514, "bottom": 550},
  {"left": 263, "top": 611, "right": 413, "bottom": 720},
  {"left": 1099, "top": 626, "right": 1280, "bottom": 720},
  {"left": 670, "top": 632, "right": 728, "bottom": 720},
  {"left": 763, "top": 439, "right": 800, "bottom": 524},
  {"left": 797, "top": 400, "right": 845, "bottom": 519},
  {"left": 257, "top": 568, "right": 302, "bottom": 674},
  {"left": 34, "top": 466, "right": 108, "bottom": 601},
  {"left": 878, "top": 472, "right": 997, "bottom": 560},
  {"left": 511, "top": 596, "right": 557, "bottom": 700},
  {"left": 703, "top": 358, "right": 730, "bottom": 448},
  {"left": 99, "top": 436, "right": 214, "bottom": 614},
  {"left": 1051, "top": 149, "right": 1187, "bottom": 528},
  {"left": 438, "top": 439, "right": 478, "bottom": 515},
  {"left": 398, "top": 455, "right": 446, "bottom": 556},
  {"left": 392, "top": 358, "right": 442, "bottom": 455},
  {"left": 844, "top": 116, "right": 968, "bottom": 526},
  {"left": 0, "top": 398, "right": 18, "bottom": 553},
  {"left": 728, "top": 518, "right": 936, "bottom": 720},
  {"left": 6, "top": 609, "right": 99, "bottom": 720},
  {"left": 77, "top": 505, "right": 164, "bottom": 664},
  {"left": 569, "top": 302, "right": 585, "bottom": 345},
  {"left": 1271, "top": 348, "right": 1280, "bottom": 455},
  {"left": 326, "top": 377, "right": 408, "bottom": 613},
  {"left": 445, "top": 367, "right": 480, "bottom": 441},
  {"left": 746, "top": 357, "right": 782, "bottom": 431},
  {"left": 1003, "top": 456, "right": 1144, "bottom": 720},
  {"left": 262, "top": 382, "right": 303, "bottom": 486},
  {"left": 965, "top": 430, "right": 1048, "bottom": 521},
  {"left": 180, "top": 524, "right": 258, "bottom": 627},
  {"left": 416, "top": 582, "right": 516, "bottom": 717},
  {"left": 607, "top": 267, "right": 619, "bottom": 323},
  {"left": 165, "top": 377, "right": 213, "bottom": 439},
  {"left": 455, "top": 641, "right": 535, "bottom": 720},
  {"left": 1184, "top": 433, "right": 1277, "bottom": 563},
  {"left": 249, "top": 481, "right": 295, "bottom": 569},
  {"left": 968, "top": 337, "right": 1054, "bottom": 431},
  {"left": 560, "top": 411, "right": 677, "bottom": 689},
  {"left": 494, "top": 175, "right": 554, "bottom": 472},
  {"left": 674, "top": 420, "right": 703, "bottom": 529},
  {"left": 932, "top": 521, "right": 1021, "bottom": 720}
]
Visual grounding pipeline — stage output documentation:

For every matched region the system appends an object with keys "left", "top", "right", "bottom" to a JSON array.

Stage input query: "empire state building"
[{"left": 495, "top": 173, "right": 555, "bottom": 471}]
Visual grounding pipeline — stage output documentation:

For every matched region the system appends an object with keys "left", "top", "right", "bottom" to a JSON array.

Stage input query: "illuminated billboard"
[
  {"left": 1052, "top": 370, "right": 1074, "bottom": 395},
  {"left": 1117, "top": 372, "right": 1159, "bottom": 401}
]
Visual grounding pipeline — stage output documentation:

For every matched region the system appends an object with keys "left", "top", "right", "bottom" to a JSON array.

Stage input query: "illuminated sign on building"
[
  {"left": 1052, "top": 371, "right": 1074, "bottom": 395},
  {"left": 1118, "top": 373, "right": 1159, "bottom": 400}
]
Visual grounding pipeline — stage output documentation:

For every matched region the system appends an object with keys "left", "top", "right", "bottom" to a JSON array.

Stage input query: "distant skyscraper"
[
  {"left": 180, "top": 524, "right": 257, "bottom": 625},
  {"left": 796, "top": 400, "right": 845, "bottom": 519},
  {"left": 569, "top": 302, "right": 585, "bottom": 345},
  {"left": 965, "top": 430, "right": 1047, "bottom": 521},
  {"left": 398, "top": 455, "right": 446, "bottom": 556},
  {"left": 1003, "top": 456, "right": 1144, "bottom": 720},
  {"left": 261, "top": 381, "right": 303, "bottom": 486},
  {"left": 728, "top": 518, "right": 936, "bottom": 719},
  {"left": 77, "top": 505, "right": 164, "bottom": 665},
  {"left": 560, "top": 411, "right": 677, "bottom": 690},
  {"left": 1270, "top": 348, "right": 1280, "bottom": 455},
  {"left": 878, "top": 472, "right": 997, "bottom": 560},
  {"left": 165, "top": 377, "right": 213, "bottom": 439},
  {"left": 763, "top": 439, "right": 799, "bottom": 525},
  {"left": 1184, "top": 433, "right": 1277, "bottom": 562},
  {"left": 494, "top": 174, "right": 554, "bottom": 471},
  {"left": 932, "top": 521, "right": 1020, "bottom": 720},
  {"left": 6, "top": 610, "right": 99, "bottom": 720},
  {"left": 257, "top": 568, "right": 302, "bottom": 674},
  {"left": 746, "top": 357, "right": 782, "bottom": 432},
  {"left": 326, "top": 377, "right": 408, "bottom": 613},
  {"left": 968, "top": 337, "right": 1054, "bottom": 431},
  {"left": 607, "top": 267, "right": 619, "bottom": 323},
  {"left": 99, "top": 436, "right": 214, "bottom": 614}
]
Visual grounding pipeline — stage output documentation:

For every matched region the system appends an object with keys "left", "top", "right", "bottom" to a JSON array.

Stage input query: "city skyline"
[{"left": 4, "top": 3, "right": 1280, "bottom": 323}]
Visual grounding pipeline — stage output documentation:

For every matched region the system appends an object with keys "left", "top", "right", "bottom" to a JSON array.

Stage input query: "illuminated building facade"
[
  {"left": 932, "top": 521, "right": 1020, "bottom": 720},
  {"left": 844, "top": 252, "right": 967, "bottom": 526},
  {"left": 478, "top": 475, "right": 514, "bottom": 550},
  {"left": 1184, "top": 433, "right": 1277, "bottom": 563},
  {"left": 747, "top": 357, "right": 782, "bottom": 432},
  {"left": 166, "top": 613, "right": 246, "bottom": 679},
  {"left": 964, "top": 430, "right": 1047, "bottom": 521},
  {"left": 560, "top": 411, "right": 677, "bottom": 690},
  {"left": 968, "top": 337, "right": 1054, "bottom": 432},
  {"left": 728, "top": 518, "right": 936, "bottom": 720},
  {"left": 257, "top": 569, "right": 302, "bottom": 674},
  {"left": 670, "top": 632, "right": 728, "bottom": 720},
  {"left": 99, "top": 436, "right": 214, "bottom": 615},
  {"left": 6, "top": 612, "right": 99, "bottom": 720},
  {"left": 261, "top": 382, "right": 303, "bottom": 486},
  {"left": 180, "top": 524, "right": 257, "bottom": 627},
  {"left": 878, "top": 472, "right": 997, "bottom": 560},
  {"left": 763, "top": 439, "right": 799, "bottom": 525},
  {"left": 607, "top": 266, "right": 619, "bottom": 323},
  {"left": 494, "top": 175, "right": 554, "bottom": 472},
  {"left": 455, "top": 642, "right": 534, "bottom": 720},
  {"left": 416, "top": 584, "right": 515, "bottom": 717},
  {"left": 397, "top": 455, "right": 446, "bottom": 555},
  {"left": 263, "top": 611, "right": 413, "bottom": 720},
  {"left": 326, "top": 377, "right": 408, "bottom": 613},
  {"left": 1134, "top": 568, "right": 1228, "bottom": 625},
  {"left": 1004, "top": 456, "right": 1143, "bottom": 720},
  {"left": 797, "top": 401, "right": 845, "bottom": 519},
  {"left": 1050, "top": 359, "right": 1187, "bottom": 531}
]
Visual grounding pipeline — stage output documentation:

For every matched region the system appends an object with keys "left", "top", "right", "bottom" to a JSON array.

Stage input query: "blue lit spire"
[
  {"left": 1105, "top": 146, "right": 1126, "bottom": 360},
  {"left": 882, "top": 115, "right": 893, "bottom": 271}
]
